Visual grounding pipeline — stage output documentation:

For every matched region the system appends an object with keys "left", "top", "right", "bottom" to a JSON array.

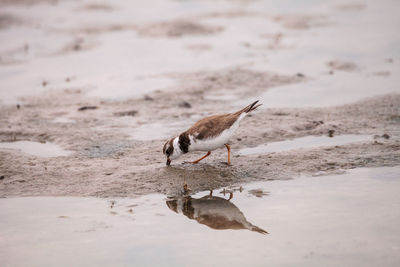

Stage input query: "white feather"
[
  {"left": 170, "top": 137, "right": 182, "bottom": 159},
  {"left": 189, "top": 113, "right": 246, "bottom": 152}
]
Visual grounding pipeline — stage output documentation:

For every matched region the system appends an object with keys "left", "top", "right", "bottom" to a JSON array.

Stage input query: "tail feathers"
[
  {"left": 251, "top": 225, "right": 268, "bottom": 234},
  {"left": 235, "top": 100, "right": 262, "bottom": 115}
]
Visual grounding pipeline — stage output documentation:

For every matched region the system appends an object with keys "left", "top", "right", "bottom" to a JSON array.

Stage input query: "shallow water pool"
[
  {"left": 0, "top": 141, "right": 72, "bottom": 157},
  {"left": 239, "top": 134, "right": 372, "bottom": 155},
  {"left": 1, "top": 167, "right": 399, "bottom": 266}
]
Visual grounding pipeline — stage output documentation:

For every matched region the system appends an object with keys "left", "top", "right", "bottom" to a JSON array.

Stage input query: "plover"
[
  {"left": 163, "top": 100, "right": 261, "bottom": 166},
  {"left": 166, "top": 192, "right": 268, "bottom": 234}
]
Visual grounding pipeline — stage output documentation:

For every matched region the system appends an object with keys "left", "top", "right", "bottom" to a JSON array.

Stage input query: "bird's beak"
[{"left": 166, "top": 158, "right": 171, "bottom": 166}]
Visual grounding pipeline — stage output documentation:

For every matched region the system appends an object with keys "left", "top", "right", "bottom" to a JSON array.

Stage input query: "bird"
[
  {"left": 166, "top": 191, "right": 268, "bottom": 234},
  {"left": 163, "top": 100, "right": 262, "bottom": 166}
]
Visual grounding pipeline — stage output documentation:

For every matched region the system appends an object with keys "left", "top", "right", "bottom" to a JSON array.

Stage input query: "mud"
[
  {"left": 0, "top": 13, "right": 21, "bottom": 29},
  {"left": 0, "top": 0, "right": 54, "bottom": 6},
  {"left": 79, "top": 3, "right": 115, "bottom": 12},
  {"left": 272, "top": 15, "right": 327, "bottom": 30},
  {"left": 1, "top": 92, "right": 399, "bottom": 197},
  {"left": 137, "top": 20, "right": 224, "bottom": 38},
  {"left": 327, "top": 60, "right": 358, "bottom": 72}
]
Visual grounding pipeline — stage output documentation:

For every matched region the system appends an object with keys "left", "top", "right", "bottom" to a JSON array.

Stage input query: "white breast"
[{"left": 189, "top": 113, "right": 245, "bottom": 152}]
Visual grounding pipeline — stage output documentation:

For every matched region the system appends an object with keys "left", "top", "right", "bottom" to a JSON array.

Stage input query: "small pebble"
[
  {"left": 144, "top": 95, "right": 154, "bottom": 101},
  {"left": 78, "top": 106, "right": 98, "bottom": 111},
  {"left": 179, "top": 101, "right": 192, "bottom": 108},
  {"left": 114, "top": 110, "right": 138, "bottom": 117}
]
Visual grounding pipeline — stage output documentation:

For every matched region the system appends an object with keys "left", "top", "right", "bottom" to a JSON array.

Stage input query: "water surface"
[
  {"left": 1, "top": 167, "right": 399, "bottom": 266},
  {"left": 0, "top": 141, "right": 72, "bottom": 157},
  {"left": 239, "top": 134, "right": 372, "bottom": 155}
]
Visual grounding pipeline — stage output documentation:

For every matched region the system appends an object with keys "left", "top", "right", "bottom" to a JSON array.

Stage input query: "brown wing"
[
  {"left": 185, "top": 100, "right": 261, "bottom": 140},
  {"left": 186, "top": 113, "right": 239, "bottom": 140}
]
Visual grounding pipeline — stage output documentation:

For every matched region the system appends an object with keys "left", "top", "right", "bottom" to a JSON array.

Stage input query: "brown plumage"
[
  {"left": 166, "top": 193, "right": 268, "bottom": 234},
  {"left": 185, "top": 100, "right": 262, "bottom": 140},
  {"left": 163, "top": 100, "right": 262, "bottom": 165}
]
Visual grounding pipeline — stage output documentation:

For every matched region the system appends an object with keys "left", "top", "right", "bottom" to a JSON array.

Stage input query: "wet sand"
[
  {"left": 1, "top": 1, "right": 400, "bottom": 266},
  {"left": 1, "top": 93, "right": 399, "bottom": 197}
]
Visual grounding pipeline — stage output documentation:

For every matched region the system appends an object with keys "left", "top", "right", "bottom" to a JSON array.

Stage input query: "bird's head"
[
  {"left": 166, "top": 199, "right": 178, "bottom": 213},
  {"left": 162, "top": 137, "right": 182, "bottom": 165}
]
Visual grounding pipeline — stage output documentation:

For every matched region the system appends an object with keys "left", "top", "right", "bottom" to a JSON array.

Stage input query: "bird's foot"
[
  {"left": 183, "top": 178, "right": 192, "bottom": 195},
  {"left": 183, "top": 160, "right": 200, "bottom": 165}
]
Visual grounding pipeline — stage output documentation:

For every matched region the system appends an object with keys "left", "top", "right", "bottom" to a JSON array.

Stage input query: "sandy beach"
[{"left": 0, "top": 0, "right": 400, "bottom": 266}]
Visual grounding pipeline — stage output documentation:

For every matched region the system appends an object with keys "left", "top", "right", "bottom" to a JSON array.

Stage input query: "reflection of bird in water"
[{"left": 166, "top": 191, "right": 268, "bottom": 234}]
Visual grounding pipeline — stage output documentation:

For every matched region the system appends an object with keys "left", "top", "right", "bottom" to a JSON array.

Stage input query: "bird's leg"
[
  {"left": 183, "top": 177, "right": 191, "bottom": 194},
  {"left": 225, "top": 144, "right": 231, "bottom": 165},
  {"left": 191, "top": 151, "right": 211, "bottom": 164}
]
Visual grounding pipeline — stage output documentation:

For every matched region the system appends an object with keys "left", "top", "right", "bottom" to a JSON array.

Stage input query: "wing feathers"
[
  {"left": 235, "top": 100, "right": 262, "bottom": 115},
  {"left": 184, "top": 101, "right": 262, "bottom": 140}
]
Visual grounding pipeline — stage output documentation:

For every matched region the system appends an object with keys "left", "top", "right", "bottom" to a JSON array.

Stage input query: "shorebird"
[
  {"left": 163, "top": 100, "right": 261, "bottom": 166},
  {"left": 166, "top": 192, "right": 268, "bottom": 234}
]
